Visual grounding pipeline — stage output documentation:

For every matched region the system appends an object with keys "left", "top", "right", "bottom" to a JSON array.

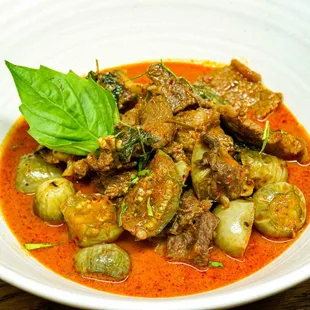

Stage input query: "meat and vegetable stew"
[{"left": 1, "top": 59, "right": 309, "bottom": 297}]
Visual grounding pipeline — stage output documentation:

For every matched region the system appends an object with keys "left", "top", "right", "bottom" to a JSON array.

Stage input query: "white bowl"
[{"left": 0, "top": 0, "right": 310, "bottom": 309}]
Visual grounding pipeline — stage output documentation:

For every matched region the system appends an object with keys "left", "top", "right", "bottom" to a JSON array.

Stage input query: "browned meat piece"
[
  {"left": 140, "top": 95, "right": 175, "bottom": 148},
  {"left": 38, "top": 147, "right": 94, "bottom": 180},
  {"left": 251, "top": 92, "right": 282, "bottom": 120},
  {"left": 173, "top": 108, "right": 219, "bottom": 154},
  {"left": 100, "top": 170, "right": 134, "bottom": 199},
  {"left": 114, "top": 125, "right": 157, "bottom": 163},
  {"left": 86, "top": 136, "right": 119, "bottom": 172},
  {"left": 162, "top": 142, "right": 191, "bottom": 184},
  {"left": 197, "top": 60, "right": 282, "bottom": 119},
  {"left": 147, "top": 63, "right": 198, "bottom": 113},
  {"left": 265, "top": 132, "right": 309, "bottom": 163},
  {"left": 63, "top": 158, "right": 89, "bottom": 179},
  {"left": 88, "top": 70, "right": 140, "bottom": 111},
  {"left": 198, "top": 132, "right": 249, "bottom": 200},
  {"left": 38, "top": 148, "right": 76, "bottom": 164},
  {"left": 219, "top": 105, "right": 309, "bottom": 163},
  {"left": 124, "top": 79, "right": 147, "bottom": 97},
  {"left": 230, "top": 59, "right": 261, "bottom": 83},
  {"left": 170, "top": 189, "right": 212, "bottom": 235},
  {"left": 86, "top": 152, "right": 115, "bottom": 172},
  {"left": 62, "top": 136, "right": 121, "bottom": 179},
  {"left": 167, "top": 211, "right": 219, "bottom": 266},
  {"left": 163, "top": 142, "right": 190, "bottom": 164},
  {"left": 208, "top": 125, "right": 235, "bottom": 153},
  {"left": 121, "top": 107, "right": 140, "bottom": 127}
]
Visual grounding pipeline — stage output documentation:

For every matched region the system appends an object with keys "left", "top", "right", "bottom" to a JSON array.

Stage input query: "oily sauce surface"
[{"left": 1, "top": 62, "right": 310, "bottom": 298}]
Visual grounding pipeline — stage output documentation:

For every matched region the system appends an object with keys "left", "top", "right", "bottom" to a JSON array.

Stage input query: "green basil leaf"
[
  {"left": 5, "top": 61, "right": 119, "bottom": 155},
  {"left": 24, "top": 243, "right": 59, "bottom": 250}
]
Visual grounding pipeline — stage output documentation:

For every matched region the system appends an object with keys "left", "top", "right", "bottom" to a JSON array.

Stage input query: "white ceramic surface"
[{"left": 1, "top": 0, "right": 310, "bottom": 309}]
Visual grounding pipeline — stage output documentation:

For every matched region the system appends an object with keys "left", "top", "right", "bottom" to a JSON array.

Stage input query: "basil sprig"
[{"left": 6, "top": 61, "right": 119, "bottom": 155}]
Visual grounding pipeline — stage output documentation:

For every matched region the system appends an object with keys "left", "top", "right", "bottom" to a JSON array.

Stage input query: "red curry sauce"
[{"left": 1, "top": 62, "right": 309, "bottom": 297}]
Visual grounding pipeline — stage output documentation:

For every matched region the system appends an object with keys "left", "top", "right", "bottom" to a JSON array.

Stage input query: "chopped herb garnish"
[
  {"left": 118, "top": 202, "right": 128, "bottom": 227},
  {"left": 146, "top": 197, "right": 154, "bottom": 216},
  {"left": 259, "top": 120, "right": 270, "bottom": 154},
  {"left": 208, "top": 261, "right": 224, "bottom": 268},
  {"left": 138, "top": 169, "right": 151, "bottom": 177},
  {"left": 137, "top": 126, "right": 147, "bottom": 158},
  {"left": 131, "top": 176, "right": 140, "bottom": 185},
  {"left": 193, "top": 84, "right": 228, "bottom": 105},
  {"left": 161, "top": 61, "right": 228, "bottom": 107},
  {"left": 138, "top": 151, "right": 154, "bottom": 171},
  {"left": 24, "top": 243, "right": 59, "bottom": 251},
  {"left": 114, "top": 125, "right": 157, "bottom": 163},
  {"left": 160, "top": 60, "right": 192, "bottom": 87},
  {"left": 130, "top": 170, "right": 151, "bottom": 186},
  {"left": 165, "top": 119, "right": 196, "bottom": 131},
  {"left": 160, "top": 59, "right": 178, "bottom": 79},
  {"left": 128, "top": 72, "right": 146, "bottom": 81},
  {"left": 138, "top": 158, "right": 144, "bottom": 171}
]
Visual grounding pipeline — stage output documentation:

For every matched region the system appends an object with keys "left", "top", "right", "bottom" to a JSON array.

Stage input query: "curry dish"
[{"left": 1, "top": 60, "right": 309, "bottom": 297}]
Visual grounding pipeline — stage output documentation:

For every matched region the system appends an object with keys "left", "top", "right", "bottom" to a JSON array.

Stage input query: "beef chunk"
[
  {"left": 208, "top": 125, "right": 235, "bottom": 153},
  {"left": 62, "top": 136, "right": 129, "bottom": 179},
  {"left": 163, "top": 142, "right": 190, "bottom": 164},
  {"left": 38, "top": 147, "right": 76, "bottom": 164},
  {"left": 88, "top": 70, "right": 139, "bottom": 111},
  {"left": 140, "top": 95, "right": 176, "bottom": 148},
  {"left": 86, "top": 136, "right": 119, "bottom": 172},
  {"left": 230, "top": 59, "right": 261, "bottom": 83},
  {"left": 121, "top": 105, "right": 141, "bottom": 127},
  {"left": 63, "top": 158, "right": 90, "bottom": 179},
  {"left": 173, "top": 108, "right": 219, "bottom": 154},
  {"left": 167, "top": 211, "right": 219, "bottom": 267},
  {"left": 197, "top": 59, "right": 282, "bottom": 119},
  {"left": 219, "top": 105, "right": 309, "bottom": 163},
  {"left": 170, "top": 189, "right": 212, "bottom": 235},
  {"left": 147, "top": 63, "right": 198, "bottom": 113},
  {"left": 199, "top": 132, "right": 249, "bottom": 200},
  {"left": 63, "top": 136, "right": 119, "bottom": 179},
  {"left": 100, "top": 170, "right": 134, "bottom": 199},
  {"left": 114, "top": 125, "right": 157, "bottom": 163}
]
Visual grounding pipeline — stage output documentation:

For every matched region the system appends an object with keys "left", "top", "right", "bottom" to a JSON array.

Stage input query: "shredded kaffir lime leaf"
[
  {"left": 24, "top": 243, "right": 59, "bottom": 250},
  {"left": 146, "top": 197, "right": 154, "bottom": 216},
  {"left": 118, "top": 202, "right": 128, "bottom": 227},
  {"left": 208, "top": 261, "right": 224, "bottom": 268},
  {"left": 260, "top": 120, "right": 270, "bottom": 154}
]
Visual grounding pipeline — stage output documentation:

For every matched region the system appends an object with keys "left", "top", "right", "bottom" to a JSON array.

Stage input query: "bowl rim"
[{"left": 0, "top": 259, "right": 309, "bottom": 309}]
